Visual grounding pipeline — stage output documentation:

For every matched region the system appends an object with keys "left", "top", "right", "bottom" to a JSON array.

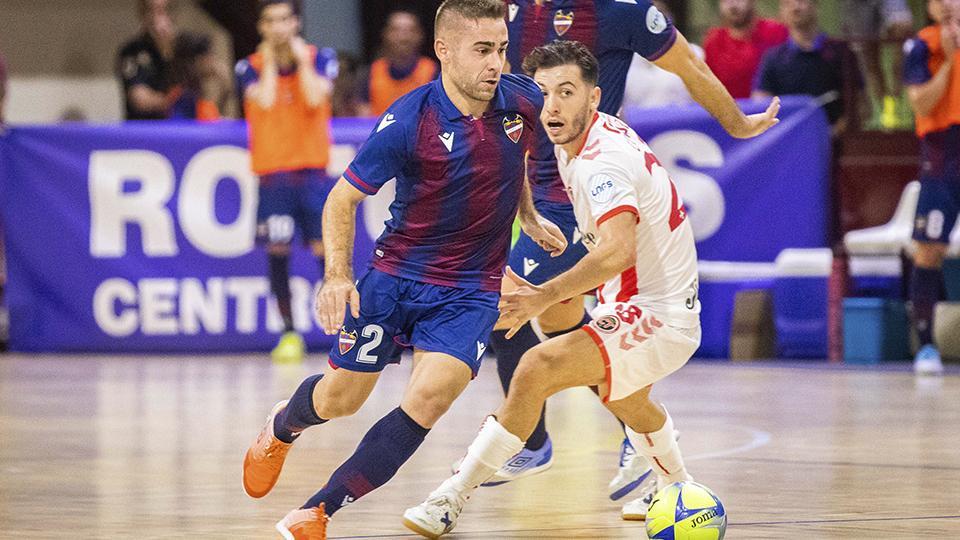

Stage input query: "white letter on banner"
[
  {"left": 139, "top": 278, "right": 179, "bottom": 335},
  {"left": 178, "top": 146, "right": 257, "bottom": 257},
  {"left": 89, "top": 150, "right": 178, "bottom": 257},
  {"left": 180, "top": 277, "right": 226, "bottom": 334},
  {"left": 226, "top": 277, "right": 269, "bottom": 334},
  {"left": 647, "top": 131, "right": 725, "bottom": 242},
  {"left": 93, "top": 278, "right": 139, "bottom": 337}
]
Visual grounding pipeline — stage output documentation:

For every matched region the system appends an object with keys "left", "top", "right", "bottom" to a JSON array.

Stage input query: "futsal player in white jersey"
[{"left": 403, "top": 39, "right": 704, "bottom": 538}]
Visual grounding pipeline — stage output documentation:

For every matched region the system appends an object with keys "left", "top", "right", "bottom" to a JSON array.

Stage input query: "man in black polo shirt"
[
  {"left": 753, "top": 0, "right": 861, "bottom": 132},
  {"left": 117, "top": 0, "right": 178, "bottom": 120}
]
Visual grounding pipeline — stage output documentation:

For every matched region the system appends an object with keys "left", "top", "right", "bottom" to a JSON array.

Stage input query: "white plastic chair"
[{"left": 844, "top": 181, "right": 920, "bottom": 256}]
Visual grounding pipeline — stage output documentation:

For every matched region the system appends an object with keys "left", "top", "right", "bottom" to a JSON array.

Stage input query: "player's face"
[
  {"left": 779, "top": 0, "right": 816, "bottom": 30},
  {"left": 436, "top": 17, "right": 508, "bottom": 103},
  {"left": 719, "top": 0, "right": 755, "bottom": 29},
  {"left": 535, "top": 64, "right": 600, "bottom": 147},
  {"left": 384, "top": 13, "right": 423, "bottom": 59},
  {"left": 928, "top": 0, "right": 944, "bottom": 23},
  {"left": 259, "top": 4, "right": 299, "bottom": 46}
]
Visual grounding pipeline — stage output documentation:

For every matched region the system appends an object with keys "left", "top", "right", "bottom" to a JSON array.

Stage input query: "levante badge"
[
  {"left": 338, "top": 328, "right": 357, "bottom": 354},
  {"left": 503, "top": 114, "right": 524, "bottom": 143}
]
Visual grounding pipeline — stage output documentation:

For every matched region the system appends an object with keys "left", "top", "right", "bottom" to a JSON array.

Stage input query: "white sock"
[
  {"left": 626, "top": 406, "right": 691, "bottom": 489},
  {"left": 440, "top": 416, "right": 524, "bottom": 496}
]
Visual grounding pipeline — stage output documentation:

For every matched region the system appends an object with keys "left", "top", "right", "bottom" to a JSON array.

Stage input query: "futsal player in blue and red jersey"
[
  {"left": 903, "top": 0, "right": 960, "bottom": 375},
  {"left": 488, "top": 0, "right": 782, "bottom": 508},
  {"left": 241, "top": 1, "right": 566, "bottom": 538}
]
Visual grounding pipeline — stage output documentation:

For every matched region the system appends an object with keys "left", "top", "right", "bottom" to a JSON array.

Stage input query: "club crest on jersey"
[
  {"left": 338, "top": 328, "right": 358, "bottom": 355},
  {"left": 503, "top": 114, "right": 524, "bottom": 143},
  {"left": 553, "top": 10, "right": 574, "bottom": 36},
  {"left": 595, "top": 315, "right": 621, "bottom": 334}
]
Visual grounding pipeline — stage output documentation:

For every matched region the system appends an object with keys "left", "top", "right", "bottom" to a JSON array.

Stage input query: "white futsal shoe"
[
  {"left": 620, "top": 475, "right": 660, "bottom": 521},
  {"left": 402, "top": 489, "right": 467, "bottom": 539}
]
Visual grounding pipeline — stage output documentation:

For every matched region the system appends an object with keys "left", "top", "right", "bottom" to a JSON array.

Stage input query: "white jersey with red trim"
[{"left": 556, "top": 112, "right": 700, "bottom": 328}]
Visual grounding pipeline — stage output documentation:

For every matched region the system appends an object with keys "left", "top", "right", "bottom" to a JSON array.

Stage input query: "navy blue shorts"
[
  {"left": 508, "top": 201, "right": 589, "bottom": 286},
  {"left": 329, "top": 269, "right": 500, "bottom": 376},
  {"left": 913, "top": 175, "right": 960, "bottom": 244},
  {"left": 256, "top": 169, "right": 334, "bottom": 245}
]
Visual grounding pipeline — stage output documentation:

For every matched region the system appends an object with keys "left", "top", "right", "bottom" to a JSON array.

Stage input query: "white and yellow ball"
[{"left": 645, "top": 481, "right": 727, "bottom": 540}]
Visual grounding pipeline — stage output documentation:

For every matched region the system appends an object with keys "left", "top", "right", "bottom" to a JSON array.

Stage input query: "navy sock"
[
  {"left": 302, "top": 407, "right": 429, "bottom": 515},
  {"left": 491, "top": 326, "right": 549, "bottom": 450},
  {"left": 274, "top": 374, "right": 327, "bottom": 443},
  {"left": 269, "top": 253, "right": 294, "bottom": 332},
  {"left": 910, "top": 266, "right": 943, "bottom": 346}
]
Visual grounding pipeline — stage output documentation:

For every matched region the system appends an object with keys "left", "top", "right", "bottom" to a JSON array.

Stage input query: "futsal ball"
[{"left": 645, "top": 481, "right": 727, "bottom": 540}]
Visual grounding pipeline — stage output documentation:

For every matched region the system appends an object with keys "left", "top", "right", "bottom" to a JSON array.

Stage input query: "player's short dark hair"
[
  {"left": 521, "top": 40, "right": 599, "bottom": 86},
  {"left": 434, "top": 0, "right": 506, "bottom": 33},
  {"left": 258, "top": 0, "right": 300, "bottom": 17}
]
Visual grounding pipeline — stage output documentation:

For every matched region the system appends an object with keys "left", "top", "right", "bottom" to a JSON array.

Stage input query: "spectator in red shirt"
[{"left": 704, "top": 0, "right": 789, "bottom": 98}]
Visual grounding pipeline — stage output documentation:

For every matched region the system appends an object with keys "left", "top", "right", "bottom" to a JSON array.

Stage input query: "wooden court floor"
[{"left": 1, "top": 353, "right": 958, "bottom": 539}]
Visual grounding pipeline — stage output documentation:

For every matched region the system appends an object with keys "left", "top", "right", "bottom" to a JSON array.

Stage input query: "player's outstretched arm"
[
  {"left": 315, "top": 178, "right": 365, "bottom": 334},
  {"left": 500, "top": 212, "right": 637, "bottom": 338},
  {"left": 516, "top": 180, "right": 567, "bottom": 257},
  {"left": 653, "top": 32, "right": 780, "bottom": 139}
]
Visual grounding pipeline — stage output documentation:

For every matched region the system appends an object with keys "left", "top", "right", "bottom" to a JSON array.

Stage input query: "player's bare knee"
[
  {"left": 313, "top": 386, "right": 365, "bottom": 419},
  {"left": 403, "top": 389, "right": 455, "bottom": 427},
  {"left": 914, "top": 242, "right": 946, "bottom": 269},
  {"left": 513, "top": 347, "right": 561, "bottom": 395},
  {"left": 266, "top": 243, "right": 291, "bottom": 256}
]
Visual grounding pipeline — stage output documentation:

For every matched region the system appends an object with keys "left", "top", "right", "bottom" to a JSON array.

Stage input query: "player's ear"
[
  {"left": 434, "top": 37, "right": 449, "bottom": 63},
  {"left": 591, "top": 85, "right": 601, "bottom": 110}
]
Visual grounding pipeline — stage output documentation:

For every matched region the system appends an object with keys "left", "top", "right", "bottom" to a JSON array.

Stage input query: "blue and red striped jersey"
[
  {"left": 344, "top": 74, "right": 550, "bottom": 292},
  {"left": 506, "top": 0, "right": 677, "bottom": 115}
]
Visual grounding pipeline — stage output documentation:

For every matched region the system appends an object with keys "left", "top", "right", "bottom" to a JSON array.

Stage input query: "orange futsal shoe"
[
  {"left": 275, "top": 505, "right": 330, "bottom": 540},
  {"left": 243, "top": 400, "right": 292, "bottom": 498}
]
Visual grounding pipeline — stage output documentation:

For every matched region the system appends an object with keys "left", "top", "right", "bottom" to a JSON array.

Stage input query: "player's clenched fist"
[{"left": 315, "top": 276, "right": 360, "bottom": 334}]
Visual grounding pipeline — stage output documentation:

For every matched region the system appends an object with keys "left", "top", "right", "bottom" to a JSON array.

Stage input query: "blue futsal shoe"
[
  {"left": 608, "top": 437, "right": 653, "bottom": 501},
  {"left": 480, "top": 437, "right": 554, "bottom": 486}
]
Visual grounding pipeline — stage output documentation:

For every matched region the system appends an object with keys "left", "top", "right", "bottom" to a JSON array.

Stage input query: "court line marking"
[
  {"left": 732, "top": 514, "right": 960, "bottom": 526},
  {"left": 685, "top": 426, "right": 772, "bottom": 461},
  {"left": 330, "top": 514, "right": 960, "bottom": 538}
]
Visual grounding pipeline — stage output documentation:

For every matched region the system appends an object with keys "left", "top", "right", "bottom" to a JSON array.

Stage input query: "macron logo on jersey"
[
  {"left": 377, "top": 113, "right": 396, "bottom": 132},
  {"left": 476, "top": 341, "right": 487, "bottom": 360},
  {"left": 523, "top": 257, "right": 540, "bottom": 276},
  {"left": 439, "top": 131, "right": 455, "bottom": 152}
]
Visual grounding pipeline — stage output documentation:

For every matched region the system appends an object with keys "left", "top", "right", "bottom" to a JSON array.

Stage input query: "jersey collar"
[{"left": 574, "top": 112, "right": 602, "bottom": 157}]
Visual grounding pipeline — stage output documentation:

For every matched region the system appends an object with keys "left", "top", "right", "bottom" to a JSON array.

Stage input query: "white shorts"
[{"left": 582, "top": 302, "right": 701, "bottom": 403}]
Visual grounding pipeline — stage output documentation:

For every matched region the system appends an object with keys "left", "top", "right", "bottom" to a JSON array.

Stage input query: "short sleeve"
[
  {"left": 235, "top": 58, "right": 259, "bottom": 97},
  {"left": 315, "top": 47, "right": 340, "bottom": 80},
  {"left": 579, "top": 167, "right": 640, "bottom": 226},
  {"left": 343, "top": 109, "right": 411, "bottom": 195},
  {"left": 903, "top": 37, "right": 932, "bottom": 85},
  {"left": 522, "top": 84, "right": 560, "bottom": 192},
  {"left": 604, "top": 0, "right": 678, "bottom": 61}
]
